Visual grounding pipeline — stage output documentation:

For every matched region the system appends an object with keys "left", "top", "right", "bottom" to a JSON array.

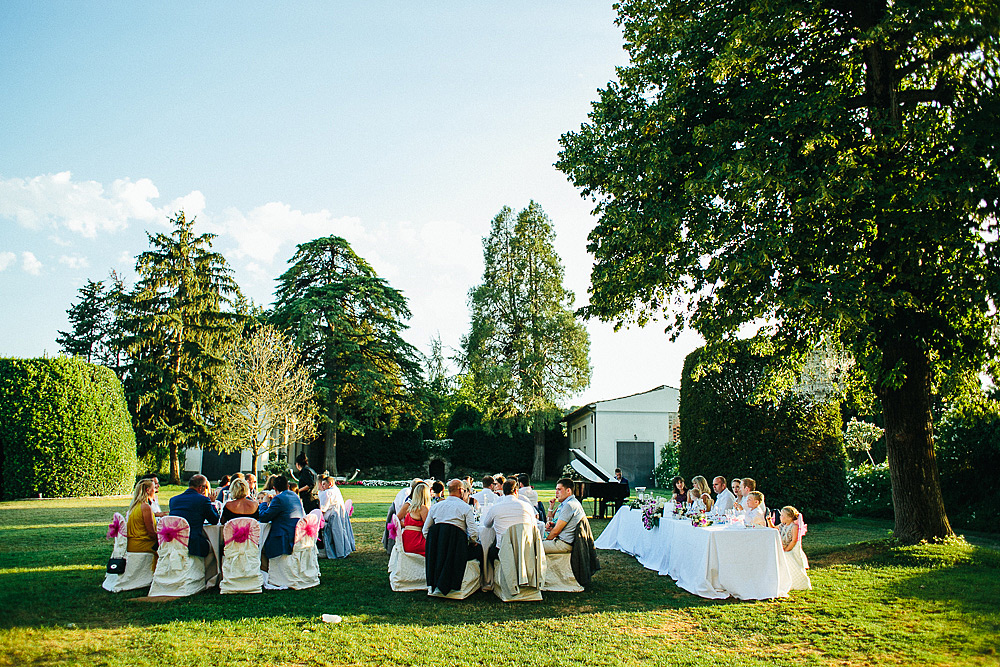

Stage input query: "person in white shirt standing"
[
  {"left": 482, "top": 479, "right": 537, "bottom": 561},
  {"left": 710, "top": 476, "right": 736, "bottom": 516},
  {"left": 516, "top": 473, "right": 539, "bottom": 514}
]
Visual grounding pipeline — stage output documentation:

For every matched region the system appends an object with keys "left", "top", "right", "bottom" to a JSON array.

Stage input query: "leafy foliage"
[
  {"left": 462, "top": 202, "right": 591, "bottom": 477},
  {"left": 0, "top": 357, "right": 137, "bottom": 500},
  {"left": 679, "top": 343, "right": 847, "bottom": 522},
  {"left": 271, "top": 236, "right": 423, "bottom": 475},
  {"left": 56, "top": 272, "right": 130, "bottom": 375},
  {"left": 557, "top": 0, "right": 999, "bottom": 541},
  {"left": 124, "top": 212, "right": 243, "bottom": 483}
]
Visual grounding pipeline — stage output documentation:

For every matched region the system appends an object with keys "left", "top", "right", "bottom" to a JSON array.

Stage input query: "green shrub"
[
  {"left": 679, "top": 343, "right": 847, "bottom": 522},
  {"left": 337, "top": 429, "right": 426, "bottom": 471},
  {"left": 653, "top": 441, "right": 679, "bottom": 487},
  {"left": 845, "top": 462, "right": 894, "bottom": 519},
  {"left": 935, "top": 400, "right": 1000, "bottom": 532},
  {"left": 0, "top": 357, "right": 138, "bottom": 500}
]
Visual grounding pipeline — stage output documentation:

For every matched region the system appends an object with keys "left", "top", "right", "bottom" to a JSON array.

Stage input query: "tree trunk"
[
  {"left": 877, "top": 340, "right": 953, "bottom": 543},
  {"left": 532, "top": 418, "right": 545, "bottom": 480},
  {"left": 325, "top": 418, "right": 338, "bottom": 477},
  {"left": 169, "top": 441, "right": 180, "bottom": 485}
]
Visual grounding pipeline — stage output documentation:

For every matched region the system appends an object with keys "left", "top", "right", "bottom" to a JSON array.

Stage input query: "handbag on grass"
[{"left": 107, "top": 557, "right": 127, "bottom": 574}]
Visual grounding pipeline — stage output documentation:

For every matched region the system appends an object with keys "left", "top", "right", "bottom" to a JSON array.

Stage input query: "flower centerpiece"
[
  {"left": 672, "top": 501, "right": 685, "bottom": 517},
  {"left": 690, "top": 511, "right": 714, "bottom": 528},
  {"left": 641, "top": 497, "right": 666, "bottom": 530}
]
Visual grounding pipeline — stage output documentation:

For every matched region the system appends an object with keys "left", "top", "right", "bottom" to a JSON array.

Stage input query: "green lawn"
[{"left": 1, "top": 487, "right": 998, "bottom": 666}]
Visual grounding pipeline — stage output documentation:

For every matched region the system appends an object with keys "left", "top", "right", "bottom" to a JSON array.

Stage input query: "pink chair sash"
[
  {"left": 345, "top": 499, "right": 354, "bottom": 517},
  {"left": 387, "top": 513, "right": 400, "bottom": 541},
  {"left": 157, "top": 516, "right": 191, "bottom": 548},
  {"left": 796, "top": 513, "right": 808, "bottom": 543},
  {"left": 223, "top": 518, "right": 260, "bottom": 547},
  {"left": 309, "top": 508, "right": 325, "bottom": 530},
  {"left": 107, "top": 512, "right": 126, "bottom": 540},
  {"left": 295, "top": 514, "right": 321, "bottom": 543}
]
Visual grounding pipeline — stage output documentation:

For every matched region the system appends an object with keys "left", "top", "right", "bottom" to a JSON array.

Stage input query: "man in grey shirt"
[{"left": 543, "top": 477, "right": 586, "bottom": 553}]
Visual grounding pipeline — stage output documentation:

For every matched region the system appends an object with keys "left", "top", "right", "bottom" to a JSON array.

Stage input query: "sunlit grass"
[{"left": 1, "top": 488, "right": 998, "bottom": 667}]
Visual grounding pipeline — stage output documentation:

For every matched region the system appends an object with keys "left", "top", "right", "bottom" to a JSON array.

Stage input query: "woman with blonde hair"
[
  {"left": 399, "top": 482, "right": 431, "bottom": 556},
  {"left": 691, "top": 475, "right": 714, "bottom": 512},
  {"left": 221, "top": 478, "right": 259, "bottom": 523},
  {"left": 125, "top": 479, "right": 158, "bottom": 557}
]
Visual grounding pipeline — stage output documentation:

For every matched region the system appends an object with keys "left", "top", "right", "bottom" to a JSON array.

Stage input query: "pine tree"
[
  {"left": 463, "top": 202, "right": 591, "bottom": 478},
  {"left": 125, "top": 211, "right": 243, "bottom": 483},
  {"left": 271, "top": 235, "right": 422, "bottom": 475},
  {"left": 56, "top": 279, "right": 110, "bottom": 363}
]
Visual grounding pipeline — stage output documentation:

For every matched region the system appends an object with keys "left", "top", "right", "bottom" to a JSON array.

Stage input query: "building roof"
[{"left": 561, "top": 384, "right": 679, "bottom": 423}]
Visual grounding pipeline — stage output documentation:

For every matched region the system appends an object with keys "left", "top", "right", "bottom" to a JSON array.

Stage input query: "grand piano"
[{"left": 568, "top": 448, "right": 630, "bottom": 519}]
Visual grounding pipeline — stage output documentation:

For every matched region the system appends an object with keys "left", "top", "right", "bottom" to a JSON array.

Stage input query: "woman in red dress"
[{"left": 398, "top": 482, "right": 431, "bottom": 556}]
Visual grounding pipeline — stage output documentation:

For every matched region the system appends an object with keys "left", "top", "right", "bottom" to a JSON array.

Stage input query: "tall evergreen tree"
[
  {"left": 125, "top": 212, "right": 243, "bottom": 483},
  {"left": 463, "top": 202, "right": 591, "bottom": 478},
  {"left": 270, "top": 235, "right": 422, "bottom": 475},
  {"left": 557, "top": 0, "right": 999, "bottom": 541},
  {"left": 56, "top": 279, "right": 110, "bottom": 363}
]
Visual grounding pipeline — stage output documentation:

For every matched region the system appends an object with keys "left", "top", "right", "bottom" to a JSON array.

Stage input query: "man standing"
[
  {"left": 424, "top": 478, "right": 481, "bottom": 561},
  {"left": 543, "top": 478, "right": 586, "bottom": 554},
  {"left": 482, "top": 479, "right": 538, "bottom": 561},
  {"left": 168, "top": 474, "right": 220, "bottom": 558},
  {"left": 516, "top": 473, "right": 539, "bottom": 510},
  {"left": 710, "top": 476, "right": 736, "bottom": 516}
]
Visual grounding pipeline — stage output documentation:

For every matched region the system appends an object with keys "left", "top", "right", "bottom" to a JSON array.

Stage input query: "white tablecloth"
[{"left": 595, "top": 506, "right": 792, "bottom": 600}]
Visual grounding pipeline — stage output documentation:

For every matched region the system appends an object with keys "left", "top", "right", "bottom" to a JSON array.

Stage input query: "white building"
[{"left": 562, "top": 385, "right": 680, "bottom": 488}]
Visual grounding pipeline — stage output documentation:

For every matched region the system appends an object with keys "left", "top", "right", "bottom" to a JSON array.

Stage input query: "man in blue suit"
[
  {"left": 258, "top": 475, "right": 305, "bottom": 559},
  {"left": 168, "top": 474, "right": 220, "bottom": 557}
]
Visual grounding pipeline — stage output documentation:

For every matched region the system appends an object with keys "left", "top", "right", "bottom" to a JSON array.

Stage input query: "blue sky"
[{"left": 0, "top": 2, "right": 704, "bottom": 405}]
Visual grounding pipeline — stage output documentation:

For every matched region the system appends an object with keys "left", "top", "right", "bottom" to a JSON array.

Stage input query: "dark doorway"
[
  {"left": 201, "top": 449, "right": 243, "bottom": 483},
  {"left": 616, "top": 441, "right": 655, "bottom": 488},
  {"left": 428, "top": 458, "right": 446, "bottom": 480}
]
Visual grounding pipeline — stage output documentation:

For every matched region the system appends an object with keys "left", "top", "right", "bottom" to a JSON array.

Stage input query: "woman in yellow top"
[{"left": 126, "top": 479, "right": 158, "bottom": 558}]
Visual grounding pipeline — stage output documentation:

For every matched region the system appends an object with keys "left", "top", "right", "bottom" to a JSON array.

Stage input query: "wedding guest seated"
[
  {"left": 710, "top": 476, "right": 736, "bottom": 516},
  {"left": 423, "top": 479, "right": 481, "bottom": 561},
  {"left": 516, "top": 473, "right": 539, "bottom": 508},
  {"left": 168, "top": 474, "right": 220, "bottom": 558},
  {"left": 483, "top": 479, "right": 537, "bottom": 561},
  {"left": 399, "top": 482, "right": 431, "bottom": 556},
  {"left": 543, "top": 477, "right": 585, "bottom": 554},
  {"left": 430, "top": 480, "right": 445, "bottom": 502},
  {"left": 221, "top": 478, "right": 259, "bottom": 523},
  {"left": 142, "top": 475, "right": 167, "bottom": 516},
  {"left": 383, "top": 478, "right": 423, "bottom": 553},
  {"left": 743, "top": 491, "right": 767, "bottom": 526},
  {"left": 769, "top": 505, "right": 812, "bottom": 590},
  {"left": 472, "top": 476, "right": 498, "bottom": 506},
  {"left": 288, "top": 481, "right": 299, "bottom": 495},
  {"left": 258, "top": 475, "right": 305, "bottom": 560},
  {"left": 246, "top": 474, "right": 258, "bottom": 497},
  {"left": 734, "top": 477, "right": 756, "bottom": 510},
  {"left": 126, "top": 479, "right": 158, "bottom": 560},
  {"left": 318, "top": 474, "right": 355, "bottom": 559},
  {"left": 731, "top": 478, "right": 742, "bottom": 503},
  {"left": 671, "top": 476, "right": 687, "bottom": 504},
  {"left": 492, "top": 475, "right": 506, "bottom": 493},
  {"left": 687, "top": 488, "right": 706, "bottom": 512},
  {"left": 691, "top": 475, "right": 714, "bottom": 512},
  {"left": 614, "top": 468, "right": 630, "bottom": 492}
]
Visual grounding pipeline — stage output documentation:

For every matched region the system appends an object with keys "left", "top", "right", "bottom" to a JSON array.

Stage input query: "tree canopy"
[
  {"left": 270, "top": 235, "right": 422, "bottom": 476},
  {"left": 125, "top": 212, "right": 243, "bottom": 483},
  {"left": 462, "top": 202, "right": 591, "bottom": 478},
  {"left": 557, "top": 0, "right": 999, "bottom": 541}
]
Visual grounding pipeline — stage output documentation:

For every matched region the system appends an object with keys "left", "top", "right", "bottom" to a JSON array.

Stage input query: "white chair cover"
[
  {"left": 428, "top": 559, "right": 481, "bottom": 600},
  {"left": 387, "top": 538, "right": 427, "bottom": 592},
  {"left": 102, "top": 513, "right": 156, "bottom": 592},
  {"left": 541, "top": 551, "right": 584, "bottom": 593},
  {"left": 493, "top": 522, "right": 546, "bottom": 602},
  {"left": 149, "top": 516, "right": 206, "bottom": 597},
  {"left": 268, "top": 513, "right": 320, "bottom": 590},
  {"left": 220, "top": 518, "right": 262, "bottom": 594}
]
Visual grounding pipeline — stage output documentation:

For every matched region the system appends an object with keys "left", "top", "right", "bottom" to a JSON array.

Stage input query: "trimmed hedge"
[
  {"left": 679, "top": 344, "right": 847, "bottom": 522},
  {"left": 337, "top": 429, "right": 427, "bottom": 471},
  {"left": 0, "top": 357, "right": 138, "bottom": 500}
]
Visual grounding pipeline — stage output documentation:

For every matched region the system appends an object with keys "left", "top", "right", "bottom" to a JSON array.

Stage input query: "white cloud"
[
  {"left": 58, "top": 254, "right": 90, "bottom": 269},
  {"left": 0, "top": 172, "right": 201, "bottom": 238},
  {"left": 21, "top": 251, "right": 42, "bottom": 275},
  {"left": 0, "top": 251, "right": 16, "bottom": 271}
]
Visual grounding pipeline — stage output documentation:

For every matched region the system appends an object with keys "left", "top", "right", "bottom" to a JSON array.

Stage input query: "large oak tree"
[{"left": 557, "top": 0, "right": 999, "bottom": 542}]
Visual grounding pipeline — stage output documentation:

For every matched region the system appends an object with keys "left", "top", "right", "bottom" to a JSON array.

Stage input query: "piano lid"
[{"left": 569, "top": 448, "right": 615, "bottom": 483}]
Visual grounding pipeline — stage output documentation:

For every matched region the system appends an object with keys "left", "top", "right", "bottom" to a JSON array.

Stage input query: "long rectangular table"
[{"left": 595, "top": 506, "right": 792, "bottom": 600}]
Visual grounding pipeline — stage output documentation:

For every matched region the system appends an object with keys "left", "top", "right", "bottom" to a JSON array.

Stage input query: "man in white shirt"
[
  {"left": 482, "top": 479, "right": 537, "bottom": 560},
  {"left": 516, "top": 473, "right": 539, "bottom": 512},
  {"left": 471, "top": 475, "right": 499, "bottom": 506},
  {"left": 423, "top": 479, "right": 481, "bottom": 545},
  {"left": 710, "top": 475, "right": 736, "bottom": 516}
]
